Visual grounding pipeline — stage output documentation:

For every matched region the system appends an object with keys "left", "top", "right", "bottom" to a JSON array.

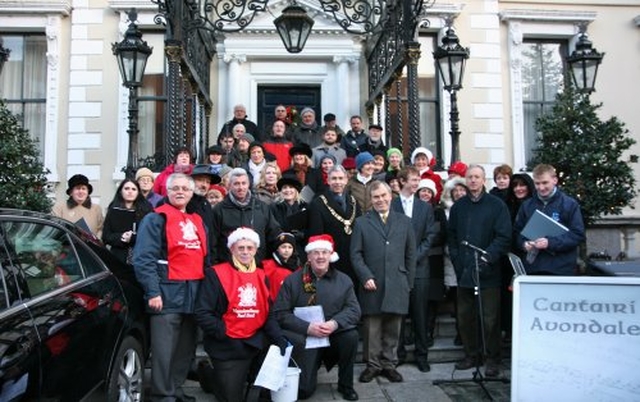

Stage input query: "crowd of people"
[{"left": 49, "top": 103, "right": 586, "bottom": 401}]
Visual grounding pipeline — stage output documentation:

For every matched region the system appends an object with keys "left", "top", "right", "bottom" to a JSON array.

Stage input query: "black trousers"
[
  {"left": 210, "top": 352, "right": 259, "bottom": 402},
  {"left": 457, "top": 287, "right": 501, "bottom": 364},
  {"left": 292, "top": 328, "right": 358, "bottom": 398},
  {"left": 398, "top": 277, "right": 432, "bottom": 362}
]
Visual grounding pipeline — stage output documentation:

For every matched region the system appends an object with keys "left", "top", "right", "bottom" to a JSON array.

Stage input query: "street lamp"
[
  {"left": 433, "top": 22, "right": 470, "bottom": 166},
  {"left": 0, "top": 37, "right": 10, "bottom": 77},
  {"left": 567, "top": 28, "right": 604, "bottom": 94},
  {"left": 273, "top": 4, "right": 315, "bottom": 53},
  {"left": 112, "top": 9, "right": 152, "bottom": 177}
]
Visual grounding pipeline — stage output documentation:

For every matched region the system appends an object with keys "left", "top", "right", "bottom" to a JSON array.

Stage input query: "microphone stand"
[{"left": 433, "top": 244, "right": 509, "bottom": 401}]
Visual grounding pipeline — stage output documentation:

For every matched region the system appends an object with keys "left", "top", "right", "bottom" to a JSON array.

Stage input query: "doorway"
[{"left": 257, "top": 85, "right": 321, "bottom": 133}]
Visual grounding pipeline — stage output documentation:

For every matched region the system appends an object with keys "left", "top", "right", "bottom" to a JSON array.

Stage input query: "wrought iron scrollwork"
[
  {"left": 318, "top": 0, "right": 385, "bottom": 34},
  {"left": 191, "top": 0, "right": 269, "bottom": 32}
]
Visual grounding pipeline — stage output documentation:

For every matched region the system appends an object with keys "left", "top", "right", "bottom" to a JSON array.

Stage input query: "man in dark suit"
[
  {"left": 351, "top": 180, "right": 416, "bottom": 383},
  {"left": 392, "top": 167, "right": 436, "bottom": 372},
  {"left": 308, "top": 165, "right": 361, "bottom": 286}
]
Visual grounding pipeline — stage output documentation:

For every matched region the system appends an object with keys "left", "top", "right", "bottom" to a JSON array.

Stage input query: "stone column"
[{"left": 223, "top": 53, "right": 246, "bottom": 116}]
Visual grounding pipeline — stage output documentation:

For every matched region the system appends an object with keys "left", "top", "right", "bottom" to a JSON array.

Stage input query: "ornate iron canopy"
[{"left": 188, "top": 0, "right": 385, "bottom": 34}]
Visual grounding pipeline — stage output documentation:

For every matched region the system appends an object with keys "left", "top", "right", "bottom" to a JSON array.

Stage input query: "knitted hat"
[
  {"left": 319, "top": 153, "right": 337, "bottom": 166},
  {"left": 411, "top": 147, "right": 436, "bottom": 167},
  {"left": 218, "top": 165, "right": 232, "bottom": 178},
  {"left": 135, "top": 167, "right": 154, "bottom": 181},
  {"left": 386, "top": 147, "right": 403, "bottom": 160},
  {"left": 227, "top": 227, "right": 260, "bottom": 249},
  {"left": 275, "top": 232, "right": 296, "bottom": 249},
  {"left": 66, "top": 174, "right": 93, "bottom": 195},
  {"left": 342, "top": 157, "right": 356, "bottom": 170},
  {"left": 239, "top": 133, "right": 255, "bottom": 144},
  {"left": 305, "top": 234, "right": 339, "bottom": 262},
  {"left": 208, "top": 184, "right": 227, "bottom": 198},
  {"left": 355, "top": 152, "right": 375, "bottom": 171},
  {"left": 300, "top": 107, "right": 315, "bottom": 116},
  {"left": 418, "top": 179, "right": 438, "bottom": 198},
  {"left": 448, "top": 161, "right": 468, "bottom": 177}
]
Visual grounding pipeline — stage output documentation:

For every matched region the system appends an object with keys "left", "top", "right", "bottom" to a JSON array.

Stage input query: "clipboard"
[{"left": 521, "top": 209, "right": 569, "bottom": 240}]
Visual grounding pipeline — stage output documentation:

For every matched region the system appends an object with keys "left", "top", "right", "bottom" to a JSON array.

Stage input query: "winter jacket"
[
  {"left": 447, "top": 192, "right": 512, "bottom": 288},
  {"left": 514, "top": 188, "right": 585, "bottom": 275}
]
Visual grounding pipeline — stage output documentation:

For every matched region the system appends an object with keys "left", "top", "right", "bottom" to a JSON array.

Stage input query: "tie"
[{"left": 381, "top": 213, "right": 387, "bottom": 225}]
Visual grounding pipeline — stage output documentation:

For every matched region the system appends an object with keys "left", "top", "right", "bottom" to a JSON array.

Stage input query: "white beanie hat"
[
  {"left": 305, "top": 234, "right": 339, "bottom": 263},
  {"left": 418, "top": 179, "right": 438, "bottom": 198},
  {"left": 227, "top": 227, "right": 260, "bottom": 249}
]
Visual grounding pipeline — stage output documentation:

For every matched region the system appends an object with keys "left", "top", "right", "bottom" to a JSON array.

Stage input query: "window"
[
  {"left": 137, "top": 33, "right": 168, "bottom": 170},
  {"left": 521, "top": 40, "right": 567, "bottom": 164},
  {"left": 1, "top": 221, "right": 83, "bottom": 297},
  {"left": 0, "top": 35, "right": 47, "bottom": 158}
]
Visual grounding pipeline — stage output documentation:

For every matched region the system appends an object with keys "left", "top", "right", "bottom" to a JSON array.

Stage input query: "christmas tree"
[
  {"left": 529, "top": 86, "right": 637, "bottom": 225},
  {"left": 0, "top": 99, "right": 52, "bottom": 212}
]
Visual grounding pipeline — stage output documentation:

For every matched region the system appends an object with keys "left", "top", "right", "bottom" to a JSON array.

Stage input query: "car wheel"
[{"left": 107, "top": 336, "right": 145, "bottom": 402}]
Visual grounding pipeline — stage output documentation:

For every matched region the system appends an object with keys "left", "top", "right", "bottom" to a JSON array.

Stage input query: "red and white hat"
[
  {"left": 227, "top": 227, "right": 260, "bottom": 249},
  {"left": 305, "top": 234, "right": 339, "bottom": 263}
]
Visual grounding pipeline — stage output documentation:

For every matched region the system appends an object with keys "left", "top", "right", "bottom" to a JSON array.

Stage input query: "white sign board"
[{"left": 512, "top": 276, "right": 640, "bottom": 402}]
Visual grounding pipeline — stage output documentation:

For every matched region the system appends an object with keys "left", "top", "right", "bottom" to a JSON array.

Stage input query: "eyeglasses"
[
  {"left": 168, "top": 186, "right": 193, "bottom": 192},
  {"left": 138, "top": 178, "right": 153, "bottom": 184}
]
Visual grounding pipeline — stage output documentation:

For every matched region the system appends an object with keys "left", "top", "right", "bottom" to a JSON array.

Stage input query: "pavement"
[{"left": 175, "top": 360, "right": 512, "bottom": 401}]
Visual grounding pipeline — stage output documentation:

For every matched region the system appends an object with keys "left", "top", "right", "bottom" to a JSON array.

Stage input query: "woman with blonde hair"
[{"left": 254, "top": 161, "right": 282, "bottom": 204}]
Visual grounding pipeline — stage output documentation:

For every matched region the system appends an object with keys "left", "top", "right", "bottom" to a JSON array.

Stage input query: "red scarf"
[{"left": 156, "top": 204, "right": 206, "bottom": 280}]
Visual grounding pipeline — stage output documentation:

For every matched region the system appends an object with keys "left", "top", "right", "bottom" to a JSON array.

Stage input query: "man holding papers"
[
  {"left": 273, "top": 234, "right": 361, "bottom": 400},
  {"left": 514, "top": 164, "right": 585, "bottom": 275}
]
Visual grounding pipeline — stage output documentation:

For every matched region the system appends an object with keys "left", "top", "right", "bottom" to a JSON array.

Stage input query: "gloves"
[{"left": 276, "top": 337, "right": 289, "bottom": 356}]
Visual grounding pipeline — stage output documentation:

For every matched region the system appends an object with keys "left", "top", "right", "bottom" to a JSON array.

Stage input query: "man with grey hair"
[
  {"left": 351, "top": 180, "right": 416, "bottom": 383},
  {"left": 211, "top": 167, "right": 282, "bottom": 263},
  {"left": 308, "top": 165, "right": 362, "bottom": 285},
  {"left": 447, "top": 163, "right": 511, "bottom": 378},
  {"left": 133, "top": 173, "right": 208, "bottom": 402},
  {"left": 218, "top": 103, "right": 260, "bottom": 142},
  {"left": 292, "top": 107, "right": 323, "bottom": 148}
]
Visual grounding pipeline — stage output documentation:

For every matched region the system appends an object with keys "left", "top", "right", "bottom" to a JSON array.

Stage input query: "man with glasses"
[
  {"left": 135, "top": 167, "right": 162, "bottom": 207},
  {"left": 133, "top": 173, "right": 208, "bottom": 402}
]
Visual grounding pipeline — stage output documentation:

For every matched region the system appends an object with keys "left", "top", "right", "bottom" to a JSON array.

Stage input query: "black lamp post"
[
  {"left": 112, "top": 9, "right": 152, "bottom": 177},
  {"left": 0, "top": 37, "right": 10, "bottom": 77},
  {"left": 434, "top": 23, "right": 470, "bottom": 167},
  {"left": 273, "top": 4, "right": 315, "bottom": 53},
  {"left": 567, "top": 29, "right": 604, "bottom": 94}
]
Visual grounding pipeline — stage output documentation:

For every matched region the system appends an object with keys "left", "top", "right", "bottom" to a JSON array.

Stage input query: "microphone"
[{"left": 461, "top": 241, "right": 488, "bottom": 256}]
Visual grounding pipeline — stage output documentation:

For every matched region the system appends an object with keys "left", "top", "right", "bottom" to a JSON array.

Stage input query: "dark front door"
[{"left": 257, "top": 85, "right": 321, "bottom": 133}]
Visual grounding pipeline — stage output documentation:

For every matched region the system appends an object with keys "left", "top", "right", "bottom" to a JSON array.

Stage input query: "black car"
[{"left": 0, "top": 208, "right": 147, "bottom": 401}]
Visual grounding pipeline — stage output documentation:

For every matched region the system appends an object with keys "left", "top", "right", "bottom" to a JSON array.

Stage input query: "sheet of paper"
[
  {"left": 254, "top": 344, "right": 293, "bottom": 391},
  {"left": 294, "top": 306, "right": 331, "bottom": 349}
]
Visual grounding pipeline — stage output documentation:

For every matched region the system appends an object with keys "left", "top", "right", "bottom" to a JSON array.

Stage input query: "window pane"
[
  {"left": 0, "top": 34, "right": 47, "bottom": 160},
  {"left": 139, "top": 73, "right": 166, "bottom": 169},
  {"left": 419, "top": 102, "right": 439, "bottom": 154},
  {"left": 1, "top": 221, "right": 82, "bottom": 297},
  {"left": 521, "top": 40, "right": 565, "bottom": 164}
]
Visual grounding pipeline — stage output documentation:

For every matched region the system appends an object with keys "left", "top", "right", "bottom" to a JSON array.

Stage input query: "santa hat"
[
  {"left": 448, "top": 161, "right": 468, "bottom": 178},
  {"left": 227, "top": 227, "right": 260, "bottom": 249},
  {"left": 305, "top": 234, "right": 339, "bottom": 263},
  {"left": 410, "top": 147, "right": 436, "bottom": 167}
]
